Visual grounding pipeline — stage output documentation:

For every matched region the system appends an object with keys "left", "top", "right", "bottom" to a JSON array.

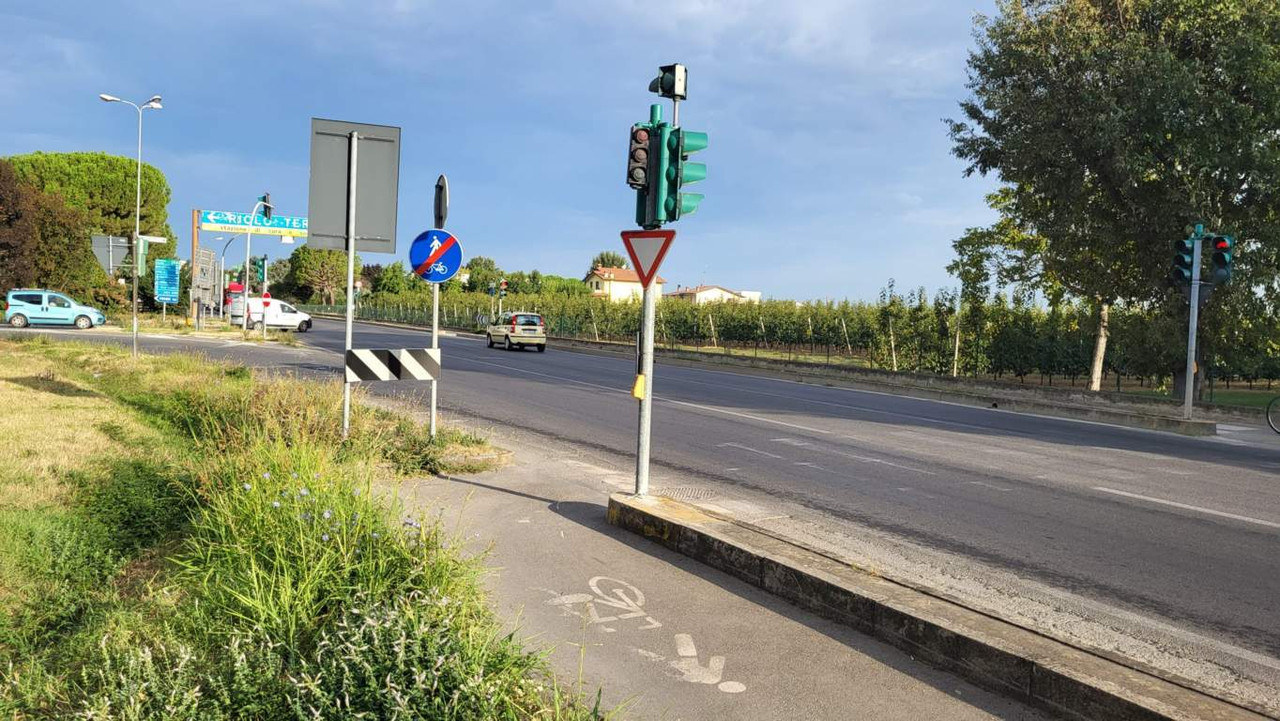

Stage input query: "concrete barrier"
[{"left": 608, "top": 492, "right": 1272, "bottom": 721}]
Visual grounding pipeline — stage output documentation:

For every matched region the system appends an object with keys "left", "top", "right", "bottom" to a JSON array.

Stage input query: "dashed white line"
[
  {"left": 1093, "top": 487, "right": 1280, "bottom": 530},
  {"left": 716, "top": 442, "right": 783, "bottom": 459},
  {"left": 966, "top": 481, "right": 1013, "bottom": 492}
]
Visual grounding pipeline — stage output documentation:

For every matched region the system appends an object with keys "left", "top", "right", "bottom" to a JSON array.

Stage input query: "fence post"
[
  {"left": 841, "top": 317, "right": 853, "bottom": 355},
  {"left": 708, "top": 313, "right": 718, "bottom": 349}
]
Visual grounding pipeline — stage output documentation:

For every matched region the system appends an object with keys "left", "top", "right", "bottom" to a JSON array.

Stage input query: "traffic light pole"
[
  {"left": 635, "top": 281, "right": 657, "bottom": 496},
  {"left": 1183, "top": 227, "right": 1203, "bottom": 420}
]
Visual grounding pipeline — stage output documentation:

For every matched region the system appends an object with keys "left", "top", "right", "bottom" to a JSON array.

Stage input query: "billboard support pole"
[{"left": 342, "top": 131, "right": 360, "bottom": 438}]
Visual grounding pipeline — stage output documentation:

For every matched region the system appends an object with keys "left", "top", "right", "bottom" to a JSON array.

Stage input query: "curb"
[{"left": 607, "top": 492, "right": 1271, "bottom": 721}]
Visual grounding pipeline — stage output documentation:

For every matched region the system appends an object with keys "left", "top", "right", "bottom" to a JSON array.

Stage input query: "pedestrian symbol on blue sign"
[{"left": 410, "top": 229, "right": 463, "bottom": 284}]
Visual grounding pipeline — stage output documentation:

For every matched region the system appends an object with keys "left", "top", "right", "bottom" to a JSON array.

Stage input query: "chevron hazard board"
[{"left": 345, "top": 348, "right": 441, "bottom": 383}]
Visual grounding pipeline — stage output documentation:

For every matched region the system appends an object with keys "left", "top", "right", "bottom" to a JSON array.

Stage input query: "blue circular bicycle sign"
[{"left": 409, "top": 229, "right": 463, "bottom": 284}]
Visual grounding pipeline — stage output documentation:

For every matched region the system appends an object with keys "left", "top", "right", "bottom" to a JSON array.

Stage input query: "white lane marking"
[
  {"left": 967, "top": 481, "right": 1013, "bottom": 492},
  {"left": 716, "top": 442, "right": 783, "bottom": 459},
  {"left": 1093, "top": 487, "right": 1280, "bottom": 530},
  {"left": 828, "top": 442, "right": 937, "bottom": 476},
  {"left": 772, "top": 437, "right": 812, "bottom": 447}
]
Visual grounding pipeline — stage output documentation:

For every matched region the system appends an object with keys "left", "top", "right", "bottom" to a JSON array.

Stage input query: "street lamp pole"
[
  {"left": 217, "top": 235, "right": 240, "bottom": 318},
  {"left": 99, "top": 93, "right": 162, "bottom": 358},
  {"left": 242, "top": 199, "right": 272, "bottom": 333}
]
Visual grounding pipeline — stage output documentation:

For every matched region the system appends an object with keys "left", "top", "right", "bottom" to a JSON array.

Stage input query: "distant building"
[
  {"left": 584, "top": 266, "right": 665, "bottom": 302},
  {"left": 665, "top": 284, "right": 761, "bottom": 304},
  {"left": 455, "top": 269, "right": 471, "bottom": 287}
]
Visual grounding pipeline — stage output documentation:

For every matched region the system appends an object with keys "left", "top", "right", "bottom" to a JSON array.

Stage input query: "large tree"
[
  {"left": 948, "top": 0, "right": 1280, "bottom": 390},
  {"left": 289, "top": 245, "right": 360, "bottom": 305},
  {"left": 0, "top": 159, "right": 116, "bottom": 305},
  {"left": 6, "top": 152, "right": 177, "bottom": 268},
  {"left": 589, "top": 251, "right": 628, "bottom": 274},
  {"left": 463, "top": 256, "right": 502, "bottom": 294}
]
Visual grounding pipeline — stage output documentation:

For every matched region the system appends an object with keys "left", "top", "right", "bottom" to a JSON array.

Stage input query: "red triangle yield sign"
[{"left": 621, "top": 229, "right": 676, "bottom": 289}]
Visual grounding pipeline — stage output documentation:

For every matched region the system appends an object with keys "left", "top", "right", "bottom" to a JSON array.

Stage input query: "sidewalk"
[{"left": 388, "top": 410, "right": 1045, "bottom": 720}]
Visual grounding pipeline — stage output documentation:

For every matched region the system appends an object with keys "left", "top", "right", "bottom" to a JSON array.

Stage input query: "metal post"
[
  {"left": 242, "top": 228, "right": 252, "bottom": 332},
  {"left": 635, "top": 283, "right": 657, "bottom": 495},
  {"left": 262, "top": 268, "right": 269, "bottom": 341},
  {"left": 1183, "top": 226, "right": 1203, "bottom": 420},
  {"left": 342, "top": 132, "right": 360, "bottom": 438},
  {"left": 430, "top": 281, "right": 439, "bottom": 438},
  {"left": 131, "top": 106, "right": 143, "bottom": 358}
]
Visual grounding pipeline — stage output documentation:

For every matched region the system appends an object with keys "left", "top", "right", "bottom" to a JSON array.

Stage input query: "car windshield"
[{"left": 514, "top": 314, "right": 541, "bottom": 326}]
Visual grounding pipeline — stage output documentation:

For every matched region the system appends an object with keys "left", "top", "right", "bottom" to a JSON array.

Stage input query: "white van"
[{"left": 230, "top": 295, "right": 312, "bottom": 332}]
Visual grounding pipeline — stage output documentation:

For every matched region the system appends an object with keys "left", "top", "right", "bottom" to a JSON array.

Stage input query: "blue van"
[{"left": 5, "top": 289, "right": 107, "bottom": 329}]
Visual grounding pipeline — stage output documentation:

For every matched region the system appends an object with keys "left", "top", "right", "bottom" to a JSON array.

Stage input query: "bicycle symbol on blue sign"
[{"left": 409, "top": 229, "right": 463, "bottom": 284}]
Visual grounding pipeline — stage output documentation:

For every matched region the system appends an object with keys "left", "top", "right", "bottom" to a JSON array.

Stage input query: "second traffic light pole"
[{"left": 1183, "top": 226, "right": 1203, "bottom": 420}]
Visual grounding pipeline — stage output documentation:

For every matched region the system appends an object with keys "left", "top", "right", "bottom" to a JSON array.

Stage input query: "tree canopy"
[
  {"left": 7, "top": 152, "right": 176, "bottom": 266},
  {"left": 0, "top": 159, "right": 120, "bottom": 307},
  {"left": 590, "top": 251, "right": 628, "bottom": 274},
  {"left": 947, "top": 0, "right": 1280, "bottom": 388}
]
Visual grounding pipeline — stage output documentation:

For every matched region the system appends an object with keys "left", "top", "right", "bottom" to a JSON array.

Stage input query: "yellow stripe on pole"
[{"left": 632, "top": 374, "right": 646, "bottom": 400}]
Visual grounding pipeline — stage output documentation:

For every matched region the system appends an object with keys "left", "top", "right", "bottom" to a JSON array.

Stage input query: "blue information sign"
[
  {"left": 154, "top": 258, "right": 180, "bottom": 304},
  {"left": 409, "top": 229, "right": 463, "bottom": 284}
]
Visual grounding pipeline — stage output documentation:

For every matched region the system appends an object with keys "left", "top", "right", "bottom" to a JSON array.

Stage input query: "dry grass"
[{"left": 0, "top": 348, "right": 160, "bottom": 511}]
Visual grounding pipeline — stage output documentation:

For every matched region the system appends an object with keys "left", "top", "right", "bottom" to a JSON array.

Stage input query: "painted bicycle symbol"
[
  {"left": 429, "top": 262, "right": 448, "bottom": 274},
  {"left": 542, "top": 576, "right": 662, "bottom": 632}
]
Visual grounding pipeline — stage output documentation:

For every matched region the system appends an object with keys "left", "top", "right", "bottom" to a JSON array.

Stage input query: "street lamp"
[
  {"left": 215, "top": 235, "right": 241, "bottom": 318},
  {"left": 99, "top": 92, "right": 162, "bottom": 358}
]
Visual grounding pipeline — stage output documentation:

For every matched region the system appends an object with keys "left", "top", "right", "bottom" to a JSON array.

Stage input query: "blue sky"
[{"left": 1, "top": 0, "right": 1000, "bottom": 301}]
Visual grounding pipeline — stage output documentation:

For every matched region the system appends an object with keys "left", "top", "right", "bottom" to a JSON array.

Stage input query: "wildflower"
[
  {"left": 291, "top": 472, "right": 298, "bottom": 479},
  {"left": 353, "top": 487, "right": 362, "bottom": 496},
  {"left": 300, "top": 488, "right": 310, "bottom": 497},
  {"left": 242, "top": 482, "right": 252, "bottom": 491},
  {"left": 322, "top": 534, "right": 330, "bottom": 542},
  {"left": 301, "top": 512, "right": 312, "bottom": 522},
  {"left": 371, "top": 532, "right": 379, "bottom": 539},
  {"left": 280, "top": 489, "right": 289, "bottom": 497},
  {"left": 322, "top": 509, "right": 333, "bottom": 520},
  {"left": 263, "top": 472, "right": 271, "bottom": 480},
  {"left": 272, "top": 501, "right": 281, "bottom": 509}
]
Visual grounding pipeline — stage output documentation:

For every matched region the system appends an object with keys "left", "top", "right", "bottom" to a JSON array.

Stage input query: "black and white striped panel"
[{"left": 345, "top": 348, "right": 441, "bottom": 383}]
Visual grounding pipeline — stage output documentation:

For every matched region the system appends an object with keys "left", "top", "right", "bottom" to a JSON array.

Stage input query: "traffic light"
[
  {"left": 260, "top": 255, "right": 269, "bottom": 282},
  {"left": 655, "top": 126, "right": 708, "bottom": 223},
  {"left": 649, "top": 63, "right": 687, "bottom": 100},
  {"left": 499, "top": 279, "right": 508, "bottom": 298},
  {"left": 259, "top": 193, "right": 272, "bottom": 221},
  {"left": 1171, "top": 236, "right": 1194, "bottom": 284},
  {"left": 1208, "top": 235, "right": 1234, "bottom": 285},
  {"left": 627, "top": 125, "right": 651, "bottom": 190}
]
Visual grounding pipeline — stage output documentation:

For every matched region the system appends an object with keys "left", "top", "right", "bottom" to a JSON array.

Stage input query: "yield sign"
[{"left": 621, "top": 229, "right": 675, "bottom": 288}]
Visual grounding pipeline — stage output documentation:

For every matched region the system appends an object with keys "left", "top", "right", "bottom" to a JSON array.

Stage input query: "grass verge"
[{"left": 0, "top": 336, "right": 609, "bottom": 719}]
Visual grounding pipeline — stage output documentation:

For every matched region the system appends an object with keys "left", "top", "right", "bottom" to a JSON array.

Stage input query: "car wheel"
[
  {"left": 9, "top": 314, "right": 28, "bottom": 329},
  {"left": 74, "top": 315, "right": 92, "bottom": 329},
  {"left": 248, "top": 321, "right": 258, "bottom": 331},
  {"left": 297, "top": 321, "right": 308, "bottom": 333},
  {"left": 504, "top": 335, "right": 514, "bottom": 351},
  {"left": 486, "top": 334, "right": 494, "bottom": 348},
  {"left": 537, "top": 344, "right": 546, "bottom": 353}
]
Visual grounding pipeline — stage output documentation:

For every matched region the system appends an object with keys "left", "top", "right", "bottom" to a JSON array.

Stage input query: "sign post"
[
  {"left": 307, "top": 118, "right": 402, "bottom": 438},
  {"left": 410, "top": 225, "right": 461, "bottom": 439},
  {"left": 621, "top": 229, "right": 675, "bottom": 496},
  {"left": 431, "top": 175, "right": 451, "bottom": 437}
]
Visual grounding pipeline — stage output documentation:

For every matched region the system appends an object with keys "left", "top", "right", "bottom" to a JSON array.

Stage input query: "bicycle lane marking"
[{"left": 536, "top": 576, "right": 747, "bottom": 694}]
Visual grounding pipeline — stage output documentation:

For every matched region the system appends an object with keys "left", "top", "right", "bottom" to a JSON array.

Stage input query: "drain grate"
[{"left": 654, "top": 486, "right": 718, "bottom": 502}]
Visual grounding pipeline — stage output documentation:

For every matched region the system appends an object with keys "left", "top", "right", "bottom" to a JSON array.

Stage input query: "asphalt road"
[
  {"left": 308, "top": 321, "right": 1280, "bottom": 657},
  {"left": 9, "top": 321, "right": 1279, "bottom": 709}
]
